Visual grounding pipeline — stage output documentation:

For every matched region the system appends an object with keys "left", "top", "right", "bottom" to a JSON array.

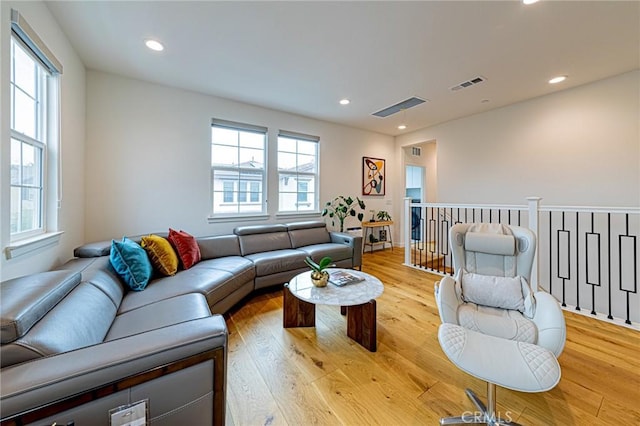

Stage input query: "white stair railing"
[{"left": 403, "top": 197, "right": 639, "bottom": 329}]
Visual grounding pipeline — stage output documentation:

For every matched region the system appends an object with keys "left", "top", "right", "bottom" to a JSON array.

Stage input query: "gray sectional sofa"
[{"left": 0, "top": 221, "right": 362, "bottom": 425}]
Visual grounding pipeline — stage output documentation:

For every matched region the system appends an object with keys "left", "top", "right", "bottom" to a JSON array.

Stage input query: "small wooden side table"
[{"left": 362, "top": 220, "right": 393, "bottom": 253}]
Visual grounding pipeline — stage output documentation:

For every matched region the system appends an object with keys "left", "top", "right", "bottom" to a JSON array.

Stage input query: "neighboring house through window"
[
  {"left": 9, "top": 9, "right": 62, "bottom": 241},
  {"left": 211, "top": 119, "right": 266, "bottom": 216},
  {"left": 277, "top": 131, "right": 319, "bottom": 213}
]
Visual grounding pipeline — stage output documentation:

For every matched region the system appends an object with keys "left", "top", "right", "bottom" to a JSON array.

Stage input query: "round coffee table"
[{"left": 283, "top": 268, "right": 384, "bottom": 351}]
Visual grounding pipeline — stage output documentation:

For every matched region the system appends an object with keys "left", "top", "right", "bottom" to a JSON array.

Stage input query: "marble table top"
[{"left": 286, "top": 268, "right": 384, "bottom": 306}]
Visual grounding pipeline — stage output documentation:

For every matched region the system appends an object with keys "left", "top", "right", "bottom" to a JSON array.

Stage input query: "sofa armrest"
[
  {"left": 1, "top": 315, "right": 228, "bottom": 425},
  {"left": 330, "top": 232, "right": 363, "bottom": 268}
]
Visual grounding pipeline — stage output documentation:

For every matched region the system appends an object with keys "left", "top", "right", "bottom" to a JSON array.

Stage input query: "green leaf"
[
  {"left": 357, "top": 213, "right": 364, "bottom": 221},
  {"left": 304, "top": 256, "right": 320, "bottom": 271},
  {"left": 349, "top": 210, "right": 356, "bottom": 217},
  {"left": 318, "top": 256, "right": 333, "bottom": 269}
]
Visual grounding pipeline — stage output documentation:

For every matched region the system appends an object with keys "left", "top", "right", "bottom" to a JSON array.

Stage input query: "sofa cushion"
[
  {"left": 1, "top": 282, "right": 118, "bottom": 368},
  {"left": 197, "top": 235, "right": 242, "bottom": 259},
  {"left": 296, "top": 243, "right": 353, "bottom": 263},
  {"left": 288, "top": 225, "right": 331, "bottom": 248},
  {"left": 141, "top": 234, "right": 179, "bottom": 276},
  {"left": 235, "top": 225, "right": 292, "bottom": 255},
  {"left": 110, "top": 237, "right": 153, "bottom": 291},
  {"left": 168, "top": 229, "right": 201, "bottom": 269},
  {"left": 234, "top": 223, "right": 288, "bottom": 236},
  {"left": 57, "top": 257, "right": 125, "bottom": 309},
  {"left": 1, "top": 271, "right": 81, "bottom": 344},
  {"left": 196, "top": 256, "right": 255, "bottom": 277},
  {"left": 117, "top": 262, "right": 252, "bottom": 313},
  {"left": 244, "top": 249, "right": 308, "bottom": 276},
  {"left": 73, "top": 240, "right": 112, "bottom": 258},
  {"left": 106, "top": 293, "right": 211, "bottom": 341}
]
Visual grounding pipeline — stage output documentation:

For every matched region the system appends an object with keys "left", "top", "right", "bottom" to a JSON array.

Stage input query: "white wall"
[
  {"left": 0, "top": 1, "right": 85, "bottom": 280},
  {"left": 85, "top": 71, "right": 394, "bottom": 241},
  {"left": 395, "top": 71, "right": 640, "bottom": 209}
]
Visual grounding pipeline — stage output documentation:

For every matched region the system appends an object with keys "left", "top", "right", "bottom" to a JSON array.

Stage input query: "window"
[
  {"left": 9, "top": 11, "right": 62, "bottom": 241},
  {"left": 211, "top": 119, "right": 266, "bottom": 215},
  {"left": 277, "top": 131, "right": 319, "bottom": 212}
]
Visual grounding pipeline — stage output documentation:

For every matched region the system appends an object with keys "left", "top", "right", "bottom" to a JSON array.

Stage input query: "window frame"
[
  {"left": 210, "top": 119, "right": 267, "bottom": 217},
  {"left": 9, "top": 33, "right": 51, "bottom": 241},
  {"left": 277, "top": 131, "right": 320, "bottom": 214}
]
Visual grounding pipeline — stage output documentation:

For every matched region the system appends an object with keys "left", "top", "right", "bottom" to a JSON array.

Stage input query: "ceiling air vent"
[
  {"left": 372, "top": 96, "right": 427, "bottom": 118},
  {"left": 450, "top": 76, "right": 487, "bottom": 92},
  {"left": 412, "top": 147, "right": 421, "bottom": 156}
]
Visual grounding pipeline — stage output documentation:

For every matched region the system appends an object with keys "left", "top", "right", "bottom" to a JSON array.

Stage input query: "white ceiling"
[{"left": 45, "top": 1, "right": 639, "bottom": 136}]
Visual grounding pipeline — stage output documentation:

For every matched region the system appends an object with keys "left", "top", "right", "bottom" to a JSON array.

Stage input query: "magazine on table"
[{"left": 329, "top": 270, "right": 365, "bottom": 286}]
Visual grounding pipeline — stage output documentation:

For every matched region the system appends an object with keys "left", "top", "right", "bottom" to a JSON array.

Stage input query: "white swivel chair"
[{"left": 435, "top": 223, "right": 566, "bottom": 426}]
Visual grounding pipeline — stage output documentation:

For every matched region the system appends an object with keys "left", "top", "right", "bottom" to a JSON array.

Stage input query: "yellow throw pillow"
[{"left": 141, "top": 235, "right": 179, "bottom": 276}]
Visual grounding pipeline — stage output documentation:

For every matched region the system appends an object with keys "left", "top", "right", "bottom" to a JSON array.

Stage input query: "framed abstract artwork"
[{"left": 362, "top": 156, "right": 385, "bottom": 196}]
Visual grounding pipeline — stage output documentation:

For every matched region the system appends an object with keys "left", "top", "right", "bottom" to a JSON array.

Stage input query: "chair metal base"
[{"left": 440, "top": 383, "right": 522, "bottom": 426}]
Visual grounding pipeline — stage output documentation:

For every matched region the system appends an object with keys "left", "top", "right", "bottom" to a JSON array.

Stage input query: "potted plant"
[
  {"left": 304, "top": 256, "right": 333, "bottom": 287},
  {"left": 321, "top": 195, "right": 366, "bottom": 232},
  {"left": 376, "top": 210, "right": 392, "bottom": 222}
]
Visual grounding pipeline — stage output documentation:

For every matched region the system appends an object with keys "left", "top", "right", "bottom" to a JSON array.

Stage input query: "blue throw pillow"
[{"left": 109, "top": 237, "right": 153, "bottom": 291}]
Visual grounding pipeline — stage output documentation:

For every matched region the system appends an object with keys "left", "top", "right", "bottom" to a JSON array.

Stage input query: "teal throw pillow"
[{"left": 109, "top": 237, "right": 153, "bottom": 291}]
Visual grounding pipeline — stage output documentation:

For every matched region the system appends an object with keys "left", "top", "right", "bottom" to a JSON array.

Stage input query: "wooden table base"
[
  {"left": 283, "top": 285, "right": 315, "bottom": 327},
  {"left": 346, "top": 300, "right": 377, "bottom": 352},
  {"left": 283, "top": 285, "right": 377, "bottom": 352}
]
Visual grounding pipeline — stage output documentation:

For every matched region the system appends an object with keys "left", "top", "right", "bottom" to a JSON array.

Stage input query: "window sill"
[
  {"left": 207, "top": 214, "right": 270, "bottom": 224},
  {"left": 5, "top": 231, "right": 64, "bottom": 260},
  {"left": 275, "top": 211, "right": 322, "bottom": 219}
]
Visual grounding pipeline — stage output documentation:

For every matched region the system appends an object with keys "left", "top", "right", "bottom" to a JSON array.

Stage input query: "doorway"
[
  {"left": 403, "top": 140, "right": 436, "bottom": 245},
  {"left": 405, "top": 165, "right": 424, "bottom": 203},
  {"left": 405, "top": 165, "right": 424, "bottom": 241}
]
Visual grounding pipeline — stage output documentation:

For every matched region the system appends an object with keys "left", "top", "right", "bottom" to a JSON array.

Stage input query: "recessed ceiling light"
[
  {"left": 397, "top": 124, "right": 407, "bottom": 130},
  {"left": 339, "top": 99, "right": 350, "bottom": 105},
  {"left": 145, "top": 39, "right": 164, "bottom": 52},
  {"left": 549, "top": 75, "right": 567, "bottom": 84},
  {"left": 523, "top": 0, "right": 539, "bottom": 5}
]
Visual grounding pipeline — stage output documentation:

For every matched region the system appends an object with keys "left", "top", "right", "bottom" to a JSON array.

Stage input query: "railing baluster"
[
  {"left": 576, "top": 212, "right": 580, "bottom": 311},
  {"left": 586, "top": 212, "right": 601, "bottom": 316},
  {"left": 549, "top": 211, "right": 553, "bottom": 295},
  {"left": 619, "top": 213, "right": 637, "bottom": 325},
  {"left": 608, "top": 213, "right": 613, "bottom": 320}
]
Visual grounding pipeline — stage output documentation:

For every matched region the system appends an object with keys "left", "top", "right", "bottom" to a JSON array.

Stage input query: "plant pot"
[{"left": 311, "top": 271, "right": 329, "bottom": 287}]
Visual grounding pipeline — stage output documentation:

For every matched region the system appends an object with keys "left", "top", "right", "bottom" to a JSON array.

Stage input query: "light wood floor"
[{"left": 224, "top": 248, "right": 639, "bottom": 425}]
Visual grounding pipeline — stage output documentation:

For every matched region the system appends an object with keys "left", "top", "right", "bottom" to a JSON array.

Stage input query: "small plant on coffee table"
[{"left": 304, "top": 256, "right": 334, "bottom": 287}]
